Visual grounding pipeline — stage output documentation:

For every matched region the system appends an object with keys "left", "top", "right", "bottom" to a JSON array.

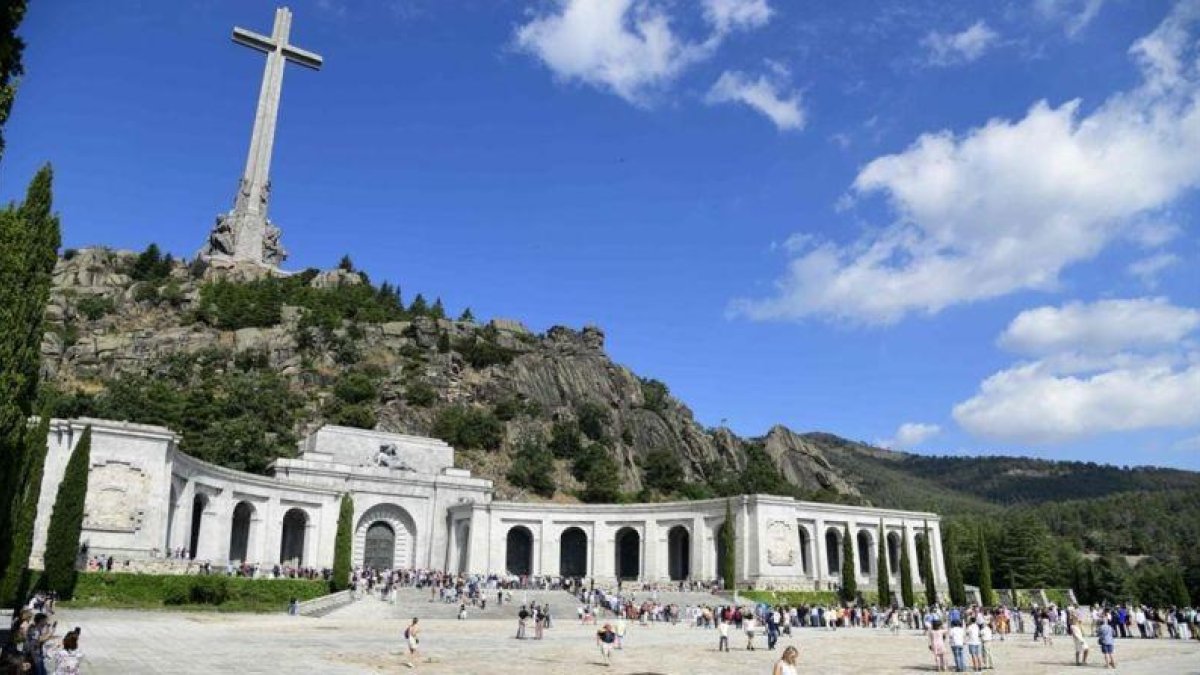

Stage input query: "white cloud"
[
  {"left": 998, "top": 298, "right": 1200, "bottom": 356},
  {"left": 955, "top": 297, "right": 1200, "bottom": 444},
  {"left": 953, "top": 360, "right": 1200, "bottom": 443},
  {"left": 515, "top": 0, "right": 772, "bottom": 105},
  {"left": 1128, "top": 252, "right": 1181, "bottom": 286},
  {"left": 922, "top": 21, "right": 1000, "bottom": 66},
  {"left": 731, "top": 1, "right": 1200, "bottom": 324},
  {"left": 880, "top": 422, "right": 941, "bottom": 449},
  {"left": 703, "top": 0, "right": 772, "bottom": 34},
  {"left": 1035, "top": 0, "right": 1106, "bottom": 38},
  {"left": 706, "top": 70, "right": 805, "bottom": 130}
]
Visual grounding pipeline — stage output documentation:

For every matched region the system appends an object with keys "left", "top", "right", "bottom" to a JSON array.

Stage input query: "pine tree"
[
  {"left": 337, "top": 254, "right": 354, "bottom": 272},
  {"left": 0, "top": 0, "right": 29, "bottom": 160},
  {"left": 409, "top": 293, "right": 428, "bottom": 316},
  {"left": 900, "top": 529, "right": 915, "bottom": 607},
  {"left": 0, "top": 165, "right": 61, "bottom": 604},
  {"left": 840, "top": 524, "right": 857, "bottom": 603},
  {"left": 877, "top": 520, "right": 891, "bottom": 606},
  {"left": 719, "top": 499, "right": 735, "bottom": 590},
  {"left": 1170, "top": 567, "right": 1190, "bottom": 608},
  {"left": 944, "top": 526, "right": 966, "bottom": 607},
  {"left": 458, "top": 307, "right": 475, "bottom": 323},
  {"left": 330, "top": 493, "right": 354, "bottom": 592},
  {"left": 430, "top": 297, "right": 445, "bottom": 320},
  {"left": 44, "top": 426, "right": 91, "bottom": 598},
  {"left": 921, "top": 521, "right": 937, "bottom": 606},
  {"left": 978, "top": 528, "right": 995, "bottom": 607}
]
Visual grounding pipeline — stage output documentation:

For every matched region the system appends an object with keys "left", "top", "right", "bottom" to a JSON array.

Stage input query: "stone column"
[
  {"left": 906, "top": 521, "right": 921, "bottom": 594},
  {"left": 265, "top": 496, "right": 283, "bottom": 567},
  {"left": 930, "top": 523, "right": 947, "bottom": 586},
  {"left": 814, "top": 518, "right": 827, "bottom": 587},
  {"left": 691, "top": 515, "right": 706, "bottom": 581},
  {"left": 593, "top": 522, "right": 613, "bottom": 584},
  {"left": 643, "top": 519, "right": 658, "bottom": 582}
]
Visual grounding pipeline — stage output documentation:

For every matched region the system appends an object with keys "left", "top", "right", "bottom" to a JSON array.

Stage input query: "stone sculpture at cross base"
[{"left": 197, "top": 6, "right": 321, "bottom": 269}]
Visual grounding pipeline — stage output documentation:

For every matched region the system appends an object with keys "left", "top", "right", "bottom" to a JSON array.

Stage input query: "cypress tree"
[
  {"left": 430, "top": 297, "right": 445, "bottom": 320},
  {"left": 978, "top": 528, "right": 995, "bottom": 607},
  {"left": 900, "top": 529, "right": 915, "bottom": 607},
  {"left": 840, "top": 524, "right": 856, "bottom": 603},
  {"left": 0, "top": 415, "right": 48, "bottom": 605},
  {"left": 0, "top": 165, "right": 61, "bottom": 604},
  {"left": 944, "top": 526, "right": 966, "bottom": 607},
  {"left": 921, "top": 521, "right": 937, "bottom": 606},
  {"left": 44, "top": 426, "right": 91, "bottom": 599},
  {"left": 877, "top": 520, "right": 891, "bottom": 606},
  {"left": 458, "top": 307, "right": 475, "bottom": 323},
  {"left": 719, "top": 499, "right": 735, "bottom": 591},
  {"left": 330, "top": 493, "right": 354, "bottom": 592},
  {"left": 1170, "top": 567, "right": 1190, "bottom": 608}
]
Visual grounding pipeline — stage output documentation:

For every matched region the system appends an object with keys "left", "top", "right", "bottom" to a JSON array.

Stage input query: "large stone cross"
[{"left": 200, "top": 7, "right": 322, "bottom": 267}]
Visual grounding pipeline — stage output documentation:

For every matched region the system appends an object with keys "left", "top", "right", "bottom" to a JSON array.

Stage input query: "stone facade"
[{"left": 31, "top": 418, "right": 947, "bottom": 595}]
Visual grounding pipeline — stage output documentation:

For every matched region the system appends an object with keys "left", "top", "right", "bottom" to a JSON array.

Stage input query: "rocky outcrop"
[{"left": 40, "top": 247, "right": 863, "bottom": 502}]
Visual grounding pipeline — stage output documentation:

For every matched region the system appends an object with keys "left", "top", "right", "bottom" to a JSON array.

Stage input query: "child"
[{"left": 596, "top": 623, "right": 617, "bottom": 666}]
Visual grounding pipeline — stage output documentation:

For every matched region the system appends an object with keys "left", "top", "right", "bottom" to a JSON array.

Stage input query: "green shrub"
[
  {"left": 549, "top": 421, "right": 583, "bottom": 459},
  {"left": 431, "top": 405, "right": 503, "bottom": 451},
  {"left": 639, "top": 378, "right": 670, "bottom": 412},
  {"left": 741, "top": 590, "right": 841, "bottom": 606},
  {"left": 76, "top": 295, "right": 114, "bottom": 320},
  {"left": 333, "top": 372, "right": 377, "bottom": 404},
  {"left": 454, "top": 334, "right": 515, "bottom": 369},
  {"left": 404, "top": 381, "right": 437, "bottom": 407},
  {"left": 133, "top": 282, "right": 160, "bottom": 304},
  {"left": 576, "top": 401, "right": 609, "bottom": 441},
  {"left": 507, "top": 439, "right": 556, "bottom": 498},
  {"left": 65, "top": 573, "right": 327, "bottom": 612}
]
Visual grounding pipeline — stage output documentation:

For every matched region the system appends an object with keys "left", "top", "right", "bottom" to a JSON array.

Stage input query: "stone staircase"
[{"left": 322, "top": 588, "right": 580, "bottom": 621}]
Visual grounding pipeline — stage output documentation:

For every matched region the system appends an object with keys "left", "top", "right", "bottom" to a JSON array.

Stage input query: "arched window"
[
  {"left": 856, "top": 530, "right": 872, "bottom": 575},
  {"left": 825, "top": 528, "right": 841, "bottom": 575},
  {"left": 887, "top": 531, "right": 901, "bottom": 575},
  {"left": 228, "top": 501, "right": 254, "bottom": 562},
  {"left": 615, "top": 527, "right": 640, "bottom": 580},
  {"left": 798, "top": 527, "right": 811, "bottom": 575},
  {"left": 667, "top": 526, "right": 690, "bottom": 581},
  {"left": 280, "top": 508, "right": 308, "bottom": 566},
  {"left": 506, "top": 526, "right": 534, "bottom": 576},
  {"left": 560, "top": 527, "right": 588, "bottom": 578},
  {"left": 188, "top": 493, "right": 208, "bottom": 560}
]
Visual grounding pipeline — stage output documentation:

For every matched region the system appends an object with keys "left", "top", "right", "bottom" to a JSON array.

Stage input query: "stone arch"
[
  {"left": 188, "top": 493, "right": 208, "bottom": 560},
  {"left": 825, "top": 527, "right": 841, "bottom": 576},
  {"left": 506, "top": 525, "right": 534, "bottom": 576},
  {"left": 887, "top": 531, "right": 901, "bottom": 575},
  {"left": 615, "top": 527, "right": 640, "bottom": 580},
  {"left": 559, "top": 527, "right": 588, "bottom": 578},
  {"left": 228, "top": 501, "right": 254, "bottom": 563},
  {"left": 667, "top": 525, "right": 690, "bottom": 581},
  {"left": 354, "top": 503, "right": 417, "bottom": 570},
  {"left": 798, "top": 526, "right": 811, "bottom": 575},
  {"left": 280, "top": 508, "right": 308, "bottom": 566},
  {"left": 857, "top": 530, "right": 873, "bottom": 575}
]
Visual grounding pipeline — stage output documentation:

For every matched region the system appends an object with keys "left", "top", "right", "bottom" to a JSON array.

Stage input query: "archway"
[
  {"left": 798, "top": 527, "right": 811, "bottom": 575},
  {"left": 857, "top": 530, "right": 872, "bottom": 575},
  {"left": 667, "top": 526, "right": 690, "bottom": 580},
  {"left": 915, "top": 532, "right": 929, "bottom": 581},
  {"left": 228, "top": 501, "right": 254, "bottom": 563},
  {"left": 354, "top": 503, "right": 417, "bottom": 569},
  {"left": 364, "top": 522, "right": 396, "bottom": 570},
  {"left": 615, "top": 527, "right": 640, "bottom": 580},
  {"left": 887, "top": 532, "right": 901, "bottom": 575},
  {"left": 559, "top": 527, "right": 587, "bottom": 578},
  {"left": 188, "top": 493, "right": 207, "bottom": 559},
  {"left": 825, "top": 528, "right": 841, "bottom": 576},
  {"left": 506, "top": 526, "right": 534, "bottom": 576},
  {"left": 280, "top": 508, "right": 308, "bottom": 566}
]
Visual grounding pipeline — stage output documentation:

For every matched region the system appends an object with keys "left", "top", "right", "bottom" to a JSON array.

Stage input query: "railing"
[{"left": 296, "top": 590, "right": 354, "bottom": 617}]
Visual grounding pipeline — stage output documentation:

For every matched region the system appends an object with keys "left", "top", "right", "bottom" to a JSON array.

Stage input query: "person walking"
[
  {"left": 403, "top": 617, "right": 421, "bottom": 669},
  {"left": 596, "top": 623, "right": 617, "bottom": 666},
  {"left": 516, "top": 605, "right": 529, "bottom": 639},
  {"left": 1098, "top": 616, "right": 1117, "bottom": 669},
  {"left": 615, "top": 615, "right": 627, "bottom": 650},
  {"left": 1070, "top": 618, "right": 1090, "bottom": 666},
  {"left": 771, "top": 645, "right": 799, "bottom": 675}
]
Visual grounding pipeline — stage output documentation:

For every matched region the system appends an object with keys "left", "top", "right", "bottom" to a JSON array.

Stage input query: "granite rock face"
[{"left": 40, "top": 247, "right": 863, "bottom": 501}]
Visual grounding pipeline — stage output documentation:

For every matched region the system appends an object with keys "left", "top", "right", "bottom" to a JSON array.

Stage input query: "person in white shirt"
[
  {"left": 743, "top": 616, "right": 758, "bottom": 651},
  {"left": 980, "top": 622, "right": 995, "bottom": 669},
  {"left": 948, "top": 621, "right": 967, "bottom": 673},
  {"left": 1069, "top": 619, "right": 1089, "bottom": 666},
  {"left": 717, "top": 618, "right": 730, "bottom": 652},
  {"left": 965, "top": 622, "right": 982, "bottom": 672}
]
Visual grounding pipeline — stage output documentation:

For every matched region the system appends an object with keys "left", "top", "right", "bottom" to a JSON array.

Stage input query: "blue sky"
[{"left": 4, "top": 0, "right": 1199, "bottom": 469}]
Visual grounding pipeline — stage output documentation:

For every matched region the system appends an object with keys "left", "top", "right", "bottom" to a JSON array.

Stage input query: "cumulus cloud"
[
  {"left": 706, "top": 69, "right": 805, "bottom": 130},
  {"left": 880, "top": 422, "right": 941, "bottom": 449},
  {"left": 515, "top": 0, "right": 771, "bottom": 105},
  {"left": 731, "top": 1, "right": 1200, "bottom": 324},
  {"left": 954, "top": 297, "right": 1200, "bottom": 444},
  {"left": 1035, "top": 0, "right": 1106, "bottom": 38},
  {"left": 922, "top": 21, "right": 1000, "bottom": 66},
  {"left": 998, "top": 298, "right": 1200, "bottom": 356}
]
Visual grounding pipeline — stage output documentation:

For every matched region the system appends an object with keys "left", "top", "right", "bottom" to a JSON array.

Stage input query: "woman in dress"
[
  {"left": 771, "top": 645, "right": 799, "bottom": 675},
  {"left": 928, "top": 618, "right": 948, "bottom": 672}
]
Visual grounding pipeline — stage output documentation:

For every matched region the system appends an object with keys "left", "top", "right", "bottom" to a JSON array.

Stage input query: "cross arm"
[
  {"left": 232, "top": 26, "right": 275, "bottom": 54},
  {"left": 283, "top": 44, "right": 323, "bottom": 70}
]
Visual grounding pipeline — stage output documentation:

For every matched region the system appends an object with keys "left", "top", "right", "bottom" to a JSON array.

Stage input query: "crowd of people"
[{"left": 2, "top": 592, "right": 81, "bottom": 675}]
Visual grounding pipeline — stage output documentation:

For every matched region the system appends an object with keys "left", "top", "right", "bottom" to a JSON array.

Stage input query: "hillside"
[{"left": 37, "top": 245, "right": 1200, "bottom": 604}]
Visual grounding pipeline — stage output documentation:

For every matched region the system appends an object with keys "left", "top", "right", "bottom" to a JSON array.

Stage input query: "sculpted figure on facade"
[{"left": 766, "top": 519, "right": 797, "bottom": 566}]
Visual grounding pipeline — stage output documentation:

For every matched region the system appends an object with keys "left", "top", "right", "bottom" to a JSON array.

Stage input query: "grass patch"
[{"left": 60, "top": 573, "right": 328, "bottom": 613}]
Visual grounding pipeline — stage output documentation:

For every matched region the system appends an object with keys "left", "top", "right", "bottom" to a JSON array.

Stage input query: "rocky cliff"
[{"left": 39, "top": 246, "right": 859, "bottom": 502}]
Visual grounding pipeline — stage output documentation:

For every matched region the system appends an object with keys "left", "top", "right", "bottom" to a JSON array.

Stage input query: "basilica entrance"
[{"left": 363, "top": 522, "right": 396, "bottom": 570}]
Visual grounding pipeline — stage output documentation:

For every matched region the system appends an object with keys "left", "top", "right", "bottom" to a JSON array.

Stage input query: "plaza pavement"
[{"left": 58, "top": 599, "right": 1200, "bottom": 674}]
